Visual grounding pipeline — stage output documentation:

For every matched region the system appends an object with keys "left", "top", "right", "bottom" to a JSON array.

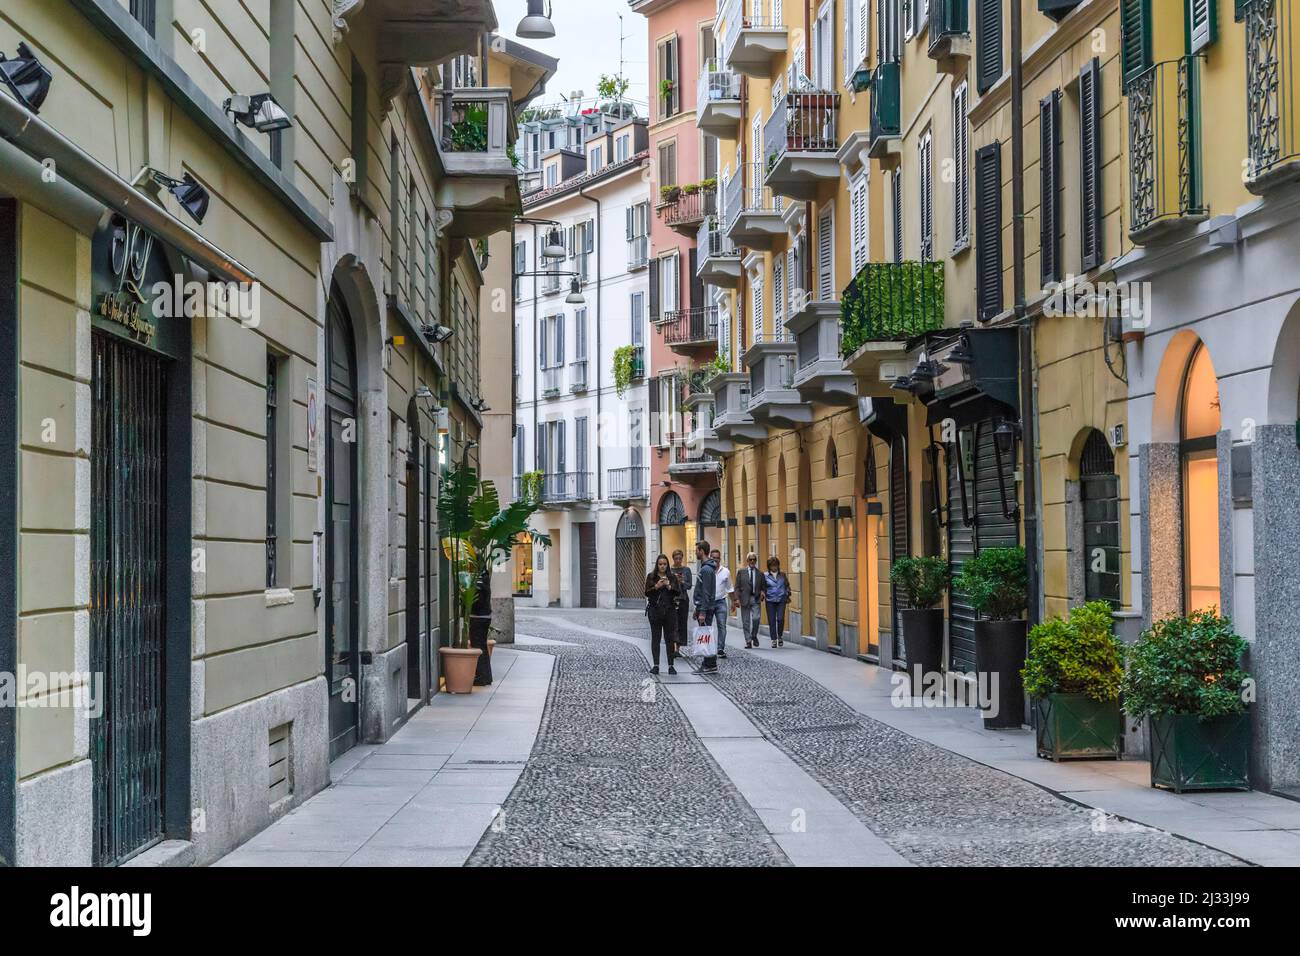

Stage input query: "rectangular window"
[
  {"left": 953, "top": 81, "right": 970, "bottom": 248},
  {"left": 616, "top": 134, "right": 629, "bottom": 163},
  {"left": 265, "top": 353, "right": 280, "bottom": 588},
  {"left": 975, "top": 142, "right": 1003, "bottom": 320},
  {"left": 1040, "top": 90, "right": 1063, "bottom": 285},
  {"left": 514, "top": 240, "right": 527, "bottom": 301},
  {"left": 658, "top": 35, "right": 680, "bottom": 118},
  {"left": 976, "top": 0, "right": 1003, "bottom": 93},
  {"left": 657, "top": 141, "right": 678, "bottom": 191},
  {"left": 660, "top": 255, "right": 680, "bottom": 312},
  {"left": 590, "top": 145, "right": 603, "bottom": 172},
  {"left": 130, "top": 0, "right": 156, "bottom": 34},
  {"left": 350, "top": 58, "right": 369, "bottom": 196},
  {"left": 631, "top": 292, "right": 646, "bottom": 346}
]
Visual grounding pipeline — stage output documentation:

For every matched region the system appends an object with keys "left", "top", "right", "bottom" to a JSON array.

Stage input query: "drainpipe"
[
  {"left": 577, "top": 182, "right": 603, "bottom": 500},
  {"left": 532, "top": 223, "right": 539, "bottom": 473},
  {"left": 804, "top": 0, "right": 814, "bottom": 304},
  {"left": 1010, "top": 0, "right": 1040, "bottom": 628}
]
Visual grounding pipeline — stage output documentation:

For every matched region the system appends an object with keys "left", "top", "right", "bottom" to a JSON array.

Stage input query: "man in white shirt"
[{"left": 710, "top": 549, "right": 734, "bottom": 659}]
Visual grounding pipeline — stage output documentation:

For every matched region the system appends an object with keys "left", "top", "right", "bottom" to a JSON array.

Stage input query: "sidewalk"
[{"left": 216, "top": 647, "right": 552, "bottom": 866}]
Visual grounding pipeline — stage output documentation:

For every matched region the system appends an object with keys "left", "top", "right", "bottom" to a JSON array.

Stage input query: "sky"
[{"left": 492, "top": 0, "right": 651, "bottom": 111}]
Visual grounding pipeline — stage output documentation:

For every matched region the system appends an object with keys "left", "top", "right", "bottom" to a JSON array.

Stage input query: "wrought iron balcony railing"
[
  {"left": 869, "top": 61, "right": 901, "bottom": 154},
  {"left": 541, "top": 365, "right": 562, "bottom": 396},
  {"left": 764, "top": 90, "right": 840, "bottom": 168},
  {"left": 608, "top": 465, "right": 649, "bottom": 500},
  {"left": 541, "top": 472, "right": 593, "bottom": 504},
  {"left": 840, "top": 260, "right": 945, "bottom": 354},
  {"left": 1128, "top": 56, "right": 1207, "bottom": 239},
  {"left": 660, "top": 306, "right": 720, "bottom": 348},
  {"left": 1246, "top": 0, "right": 1300, "bottom": 188},
  {"left": 662, "top": 188, "right": 717, "bottom": 230},
  {"left": 698, "top": 58, "right": 741, "bottom": 107}
]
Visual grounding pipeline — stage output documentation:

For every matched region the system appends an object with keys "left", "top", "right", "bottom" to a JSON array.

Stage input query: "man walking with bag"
[
  {"left": 736, "top": 551, "right": 766, "bottom": 649},
  {"left": 692, "top": 541, "right": 719, "bottom": 673}
]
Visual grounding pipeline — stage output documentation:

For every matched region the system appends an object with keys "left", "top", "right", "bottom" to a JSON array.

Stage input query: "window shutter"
[
  {"left": 786, "top": 248, "right": 797, "bottom": 313},
  {"left": 858, "top": 0, "right": 871, "bottom": 65},
  {"left": 566, "top": 225, "right": 575, "bottom": 259},
  {"left": 953, "top": 82, "right": 970, "bottom": 246},
  {"left": 649, "top": 257, "right": 661, "bottom": 322},
  {"left": 1040, "top": 90, "right": 1062, "bottom": 285},
  {"left": 1187, "top": 0, "right": 1216, "bottom": 52},
  {"left": 556, "top": 313, "right": 565, "bottom": 365},
  {"left": 556, "top": 420, "right": 566, "bottom": 476},
  {"left": 892, "top": 171, "right": 904, "bottom": 262},
  {"left": 975, "top": 142, "right": 1002, "bottom": 321},
  {"left": 774, "top": 258, "right": 785, "bottom": 327},
  {"left": 1234, "top": 0, "right": 1247, "bottom": 21},
  {"left": 919, "top": 134, "right": 933, "bottom": 261},
  {"left": 577, "top": 308, "right": 587, "bottom": 358},
  {"left": 626, "top": 206, "right": 633, "bottom": 241},
  {"left": 844, "top": 0, "right": 856, "bottom": 84},
  {"left": 689, "top": 248, "right": 704, "bottom": 309},
  {"left": 584, "top": 219, "right": 594, "bottom": 254},
  {"left": 539, "top": 317, "right": 549, "bottom": 368},
  {"left": 1080, "top": 58, "right": 1103, "bottom": 272},
  {"left": 537, "top": 422, "right": 547, "bottom": 472},
  {"left": 649, "top": 382, "right": 661, "bottom": 446},
  {"left": 976, "top": 0, "right": 1003, "bottom": 93},
  {"left": 753, "top": 275, "right": 764, "bottom": 339},
  {"left": 1120, "top": 0, "right": 1152, "bottom": 89},
  {"left": 904, "top": 0, "right": 915, "bottom": 39},
  {"left": 818, "top": 207, "right": 834, "bottom": 300}
]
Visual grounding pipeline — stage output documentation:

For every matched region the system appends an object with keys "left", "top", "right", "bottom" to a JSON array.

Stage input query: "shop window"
[{"left": 1180, "top": 343, "right": 1221, "bottom": 613}]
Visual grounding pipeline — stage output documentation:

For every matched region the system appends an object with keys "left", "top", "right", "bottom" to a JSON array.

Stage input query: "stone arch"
[
  {"left": 1151, "top": 329, "right": 1209, "bottom": 444},
  {"left": 1267, "top": 295, "right": 1300, "bottom": 425}
]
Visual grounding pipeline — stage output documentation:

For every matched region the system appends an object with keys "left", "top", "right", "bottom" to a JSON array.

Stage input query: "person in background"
[
  {"left": 735, "top": 551, "right": 766, "bottom": 649},
  {"left": 644, "top": 553, "right": 681, "bottom": 675},
  {"left": 671, "top": 549, "right": 692, "bottom": 656},
  {"left": 710, "top": 549, "right": 733, "bottom": 659},
  {"left": 763, "top": 555, "right": 790, "bottom": 648},
  {"left": 692, "top": 541, "right": 718, "bottom": 672}
]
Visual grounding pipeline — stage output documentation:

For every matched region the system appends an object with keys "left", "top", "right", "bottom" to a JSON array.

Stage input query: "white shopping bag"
[{"left": 690, "top": 620, "right": 717, "bottom": 658}]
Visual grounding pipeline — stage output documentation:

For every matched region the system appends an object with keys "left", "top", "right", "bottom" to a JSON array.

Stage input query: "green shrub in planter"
[
  {"left": 889, "top": 556, "right": 948, "bottom": 610},
  {"left": 952, "top": 547, "right": 1027, "bottom": 621},
  {"left": 953, "top": 547, "right": 1028, "bottom": 727},
  {"left": 1122, "top": 609, "right": 1252, "bottom": 792},
  {"left": 890, "top": 557, "right": 948, "bottom": 693},
  {"left": 1022, "top": 602, "right": 1125, "bottom": 760}
]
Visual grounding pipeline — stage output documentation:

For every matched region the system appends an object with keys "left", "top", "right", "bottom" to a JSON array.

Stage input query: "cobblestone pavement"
[
  {"left": 467, "top": 612, "right": 788, "bottom": 866},
  {"left": 527, "top": 608, "right": 1241, "bottom": 867}
]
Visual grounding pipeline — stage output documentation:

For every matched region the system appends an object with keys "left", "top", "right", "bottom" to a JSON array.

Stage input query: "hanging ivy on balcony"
[
  {"left": 519, "top": 470, "right": 545, "bottom": 504},
  {"left": 840, "top": 261, "right": 946, "bottom": 356},
  {"left": 613, "top": 344, "right": 639, "bottom": 397}
]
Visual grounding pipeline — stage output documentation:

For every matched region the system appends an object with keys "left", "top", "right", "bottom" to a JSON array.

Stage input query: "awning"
[{"left": 0, "top": 91, "right": 256, "bottom": 286}]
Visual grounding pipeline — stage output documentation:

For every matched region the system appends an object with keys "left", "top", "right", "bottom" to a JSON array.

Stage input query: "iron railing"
[
  {"left": 542, "top": 366, "right": 562, "bottom": 395},
  {"left": 697, "top": 215, "right": 739, "bottom": 263},
  {"left": 928, "top": 0, "right": 970, "bottom": 56},
  {"left": 764, "top": 90, "right": 840, "bottom": 170},
  {"left": 723, "top": 162, "right": 779, "bottom": 230},
  {"left": 630, "top": 345, "right": 646, "bottom": 379},
  {"left": 671, "top": 440, "right": 719, "bottom": 467},
  {"left": 663, "top": 188, "right": 717, "bottom": 229},
  {"left": 719, "top": 0, "right": 783, "bottom": 68},
  {"left": 840, "top": 260, "right": 945, "bottom": 354},
  {"left": 541, "top": 471, "right": 594, "bottom": 503},
  {"left": 569, "top": 359, "right": 588, "bottom": 392},
  {"left": 660, "top": 306, "right": 720, "bottom": 347},
  {"left": 1246, "top": 0, "right": 1300, "bottom": 184},
  {"left": 1128, "top": 56, "right": 1206, "bottom": 236},
  {"left": 627, "top": 234, "right": 649, "bottom": 270},
  {"left": 698, "top": 58, "right": 741, "bottom": 107},
  {"left": 870, "top": 61, "right": 901, "bottom": 149},
  {"left": 608, "top": 465, "right": 650, "bottom": 500}
]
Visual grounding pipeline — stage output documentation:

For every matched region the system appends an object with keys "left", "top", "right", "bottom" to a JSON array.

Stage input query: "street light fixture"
[
  {"left": 0, "top": 42, "right": 53, "bottom": 114},
  {"left": 565, "top": 277, "right": 585, "bottom": 305},
  {"left": 517, "top": 0, "right": 556, "bottom": 40},
  {"left": 542, "top": 227, "right": 566, "bottom": 259},
  {"left": 133, "top": 166, "right": 210, "bottom": 224}
]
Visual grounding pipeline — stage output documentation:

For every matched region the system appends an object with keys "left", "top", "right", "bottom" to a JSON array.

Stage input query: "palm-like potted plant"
[
  {"left": 438, "top": 466, "right": 550, "bottom": 693},
  {"left": 1022, "top": 601, "right": 1125, "bottom": 760},
  {"left": 952, "top": 546, "right": 1028, "bottom": 727},
  {"left": 1122, "top": 609, "right": 1251, "bottom": 792},
  {"left": 889, "top": 556, "right": 949, "bottom": 695}
]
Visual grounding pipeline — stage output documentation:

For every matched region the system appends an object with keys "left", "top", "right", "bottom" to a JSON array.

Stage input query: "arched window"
[
  {"left": 1180, "top": 343, "right": 1221, "bottom": 613},
  {"left": 658, "top": 491, "right": 686, "bottom": 526},
  {"left": 863, "top": 439, "right": 878, "bottom": 497},
  {"left": 1079, "top": 429, "right": 1119, "bottom": 607},
  {"left": 827, "top": 438, "right": 839, "bottom": 478},
  {"left": 699, "top": 489, "right": 721, "bottom": 527}
]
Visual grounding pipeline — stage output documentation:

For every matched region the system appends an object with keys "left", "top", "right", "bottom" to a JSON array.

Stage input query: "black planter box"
[
  {"left": 469, "top": 613, "right": 494, "bottom": 686},
  {"left": 1034, "top": 693, "right": 1122, "bottom": 761},
  {"left": 974, "top": 619, "right": 1026, "bottom": 728},
  {"left": 1148, "top": 712, "right": 1250, "bottom": 793},
  {"left": 901, "top": 608, "right": 944, "bottom": 695}
]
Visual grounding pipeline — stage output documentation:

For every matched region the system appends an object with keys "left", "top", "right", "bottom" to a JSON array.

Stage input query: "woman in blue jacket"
[{"left": 762, "top": 556, "right": 790, "bottom": 648}]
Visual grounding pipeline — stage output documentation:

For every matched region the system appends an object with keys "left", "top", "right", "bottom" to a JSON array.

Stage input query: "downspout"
[
  {"left": 1010, "top": 0, "right": 1040, "bottom": 628},
  {"left": 805, "top": 0, "right": 813, "bottom": 302},
  {"left": 577, "top": 182, "right": 603, "bottom": 500},
  {"left": 532, "top": 224, "right": 539, "bottom": 473}
]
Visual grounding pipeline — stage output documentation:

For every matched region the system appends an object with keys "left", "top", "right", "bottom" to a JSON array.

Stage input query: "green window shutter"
[
  {"left": 1079, "top": 58, "right": 1104, "bottom": 272},
  {"left": 1235, "top": 0, "right": 1248, "bottom": 22},
  {"left": 975, "top": 142, "right": 1002, "bottom": 321},
  {"left": 1187, "top": 0, "right": 1217, "bottom": 52},
  {"left": 1121, "top": 0, "right": 1152, "bottom": 89},
  {"left": 1040, "top": 91, "right": 1062, "bottom": 286},
  {"left": 976, "top": 0, "right": 1003, "bottom": 93}
]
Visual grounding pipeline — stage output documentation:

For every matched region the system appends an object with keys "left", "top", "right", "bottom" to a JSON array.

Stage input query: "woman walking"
[
  {"left": 645, "top": 553, "right": 681, "bottom": 674},
  {"left": 763, "top": 556, "right": 790, "bottom": 648}
]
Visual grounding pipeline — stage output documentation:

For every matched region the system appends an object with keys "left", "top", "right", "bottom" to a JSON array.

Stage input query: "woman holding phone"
[{"left": 644, "top": 553, "right": 681, "bottom": 674}]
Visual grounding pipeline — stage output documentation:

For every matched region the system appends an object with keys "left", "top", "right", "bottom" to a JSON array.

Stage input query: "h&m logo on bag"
[{"left": 49, "top": 886, "right": 152, "bottom": 936}]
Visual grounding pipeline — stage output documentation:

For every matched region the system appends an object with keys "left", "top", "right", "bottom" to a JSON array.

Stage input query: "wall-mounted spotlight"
[
  {"left": 565, "top": 277, "right": 586, "bottom": 305},
  {"left": 223, "top": 93, "right": 293, "bottom": 134},
  {"left": 423, "top": 324, "right": 455, "bottom": 344},
  {"left": 133, "top": 167, "right": 210, "bottom": 224},
  {"left": 0, "top": 42, "right": 53, "bottom": 114},
  {"left": 517, "top": 0, "right": 556, "bottom": 40},
  {"left": 890, "top": 375, "right": 916, "bottom": 394},
  {"left": 947, "top": 335, "right": 975, "bottom": 366},
  {"left": 385, "top": 334, "right": 406, "bottom": 348}
]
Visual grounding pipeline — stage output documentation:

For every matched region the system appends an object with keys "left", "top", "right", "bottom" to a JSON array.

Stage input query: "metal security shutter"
[
  {"left": 889, "top": 436, "right": 909, "bottom": 667},
  {"left": 1121, "top": 0, "right": 1152, "bottom": 89},
  {"left": 615, "top": 511, "right": 646, "bottom": 607},
  {"left": 947, "top": 431, "right": 977, "bottom": 673},
  {"left": 975, "top": 142, "right": 1002, "bottom": 320},
  {"left": 579, "top": 522, "right": 598, "bottom": 608},
  {"left": 1079, "top": 58, "right": 1103, "bottom": 272},
  {"left": 1081, "top": 430, "right": 1121, "bottom": 606},
  {"left": 1040, "top": 91, "right": 1062, "bottom": 285},
  {"left": 976, "top": 0, "right": 1003, "bottom": 93}
]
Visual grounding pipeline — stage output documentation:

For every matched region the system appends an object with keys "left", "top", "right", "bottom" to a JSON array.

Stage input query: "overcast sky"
[{"left": 493, "top": 0, "right": 651, "bottom": 110}]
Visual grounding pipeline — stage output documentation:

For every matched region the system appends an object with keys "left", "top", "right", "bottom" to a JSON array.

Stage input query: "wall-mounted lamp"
[
  {"left": 565, "top": 277, "right": 586, "bottom": 305},
  {"left": 223, "top": 93, "right": 293, "bottom": 134},
  {"left": 890, "top": 375, "right": 916, "bottom": 395},
  {"left": 132, "top": 167, "right": 210, "bottom": 224},
  {"left": 385, "top": 334, "right": 406, "bottom": 348},
  {"left": 947, "top": 336, "right": 975, "bottom": 366},
  {"left": 0, "top": 42, "right": 53, "bottom": 114},
  {"left": 517, "top": 0, "right": 556, "bottom": 40},
  {"left": 542, "top": 227, "right": 566, "bottom": 259},
  {"left": 994, "top": 418, "right": 1021, "bottom": 458}
]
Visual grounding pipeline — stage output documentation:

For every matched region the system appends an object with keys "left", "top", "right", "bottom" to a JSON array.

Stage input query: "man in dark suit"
[{"left": 735, "top": 551, "right": 766, "bottom": 649}]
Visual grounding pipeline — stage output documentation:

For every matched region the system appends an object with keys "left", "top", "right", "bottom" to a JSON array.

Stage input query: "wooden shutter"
[
  {"left": 556, "top": 420, "right": 566, "bottom": 476},
  {"left": 975, "top": 142, "right": 1002, "bottom": 321},
  {"left": 919, "top": 133, "right": 933, "bottom": 261},
  {"left": 1039, "top": 90, "right": 1062, "bottom": 285},
  {"left": 625, "top": 207, "right": 633, "bottom": 241},
  {"left": 649, "top": 383, "right": 662, "bottom": 445},
  {"left": 858, "top": 0, "right": 870, "bottom": 65},
  {"left": 1120, "top": 0, "right": 1152, "bottom": 89},
  {"left": 976, "top": 0, "right": 1003, "bottom": 93},
  {"left": 818, "top": 206, "right": 834, "bottom": 300},
  {"left": 689, "top": 248, "right": 704, "bottom": 309},
  {"left": 774, "top": 257, "right": 785, "bottom": 327},
  {"left": 786, "top": 248, "right": 797, "bottom": 311},
  {"left": 954, "top": 83, "right": 970, "bottom": 246},
  {"left": 537, "top": 422, "right": 547, "bottom": 471},
  {"left": 892, "top": 171, "right": 903, "bottom": 262},
  {"left": 648, "top": 257, "right": 661, "bottom": 322},
  {"left": 539, "top": 316, "right": 549, "bottom": 368},
  {"left": 1080, "top": 58, "right": 1103, "bottom": 272},
  {"left": 1187, "top": 0, "right": 1216, "bottom": 52},
  {"left": 556, "top": 313, "right": 565, "bottom": 365}
]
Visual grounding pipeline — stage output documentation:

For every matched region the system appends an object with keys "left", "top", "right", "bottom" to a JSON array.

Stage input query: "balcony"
[
  {"left": 696, "top": 216, "right": 742, "bottom": 288},
  {"left": 928, "top": 0, "right": 972, "bottom": 74},
  {"left": 868, "top": 61, "right": 902, "bottom": 163},
  {"left": 608, "top": 465, "right": 650, "bottom": 502},
  {"left": 697, "top": 59, "right": 743, "bottom": 135},
  {"left": 659, "top": 306, "right": 719, "bottom": 354},
  {"left": 1246, "top": 0, "right": 1300, "bottom": 191},
  {"left": 668, "top": 438, "right": 722, "bottom": 477},
  {"left": 840, "top": 261, "right": 946, "bottom": 396},
  {"left": 432, "top": 87, "right": 521, "bottom": 237},
  {"left": 660, "top": 187, "right": 717, "bottom": 234},
  {"left": 787, "top": 298, "right": 857, "bottom": 405},
  {"left": 718, "top": 0, "right": 789, "bottom": 80},
  {"left": 628, "top": 345, "right": 646, "bottom": 381},
  {"left": 722, "top": 163, "right": 784, "bottom": 251},
  {"left": 763, "top": 91, "right": 841, "bottom": 201},
  {"left": 743, "top": 336, "right": 810, "bottom": 428},
  {"left": 1128, "top": 57, "right": 1208, "bottom": 242},
  {"left": 541, "top": 366, "right": 563, "bottom": 398},
  {"left": 340, "top": 0, "right": 495, "bottom": 96},
  {"left": 569, "top": 359, "right": 588, "bottom": 393},
  {"left": 710, "top": 372, "right": 765, "bottom": 446},
  {"left": 627, "top": 235, "right": 650, "bottom": 271},
  {"left": 541, "top": 472, "right": 594, "bottom": 506}
]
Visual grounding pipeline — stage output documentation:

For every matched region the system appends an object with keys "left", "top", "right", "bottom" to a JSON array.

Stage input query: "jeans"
[
  {"left": 649, "top": 615, "right": 677, "bottom": 667},
  {"left": 766, "top": 601, "right": 787, "bottom": 643},
  {"left": 713, "top": 599, "right": 730, "bottom": 652},
  {"left": 739, "top": 603, "right": 762, "bottom": 645}
]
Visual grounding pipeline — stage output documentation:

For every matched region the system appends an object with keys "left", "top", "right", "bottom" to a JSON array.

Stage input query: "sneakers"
[
  {"left": 744, "top": 641, "right": 753, "bottom": 649},
  {"left": 778, "top": 638, "right": 784, "bottom": 647},
  {"left": 770, "top": 641, "right": 778, "bottom": 648},
  {"left": 650, "top": 665, "right": 660, "bottom": 674},
  {"left": 668, "top": 665, "right": 677, "bottom": 675},
  {"left": 718, "top": 650, "right": 728, "bottom": 659}
]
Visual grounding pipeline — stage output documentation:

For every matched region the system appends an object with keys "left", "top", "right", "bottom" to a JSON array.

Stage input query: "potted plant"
[
  {"left": 889, "top": 556, "right": 948, "bottom": 695},
  {"left": 438, "top": 466, "right": 549, "bottom": 693},
  {"left": 1022, "top": 601, "right": 1125, "bottom": 760},
  {"left": 1122, "top": 609, "right": 1251, "bottom": 792},
  {"left": 658, "top": 184, "right": 681, "bottom": 204},
  {"left": 953, "top": 546, "right": 1028, "bottom": 728}
]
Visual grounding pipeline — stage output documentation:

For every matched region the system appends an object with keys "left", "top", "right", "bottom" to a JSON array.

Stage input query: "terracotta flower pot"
[{"left": 439, "top": 647, "right": 482, "bottom": 695}]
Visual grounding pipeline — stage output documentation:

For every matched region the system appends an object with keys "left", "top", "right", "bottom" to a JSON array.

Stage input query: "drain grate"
[
  {"left": 781, "top": 723, "right": 861, "bottom": 735},
  {"left": 748, "top": 699, "right": 800, "bottom": 708},
  {"left": 463, "top": 759, "right": 527, "bottom": 766}
]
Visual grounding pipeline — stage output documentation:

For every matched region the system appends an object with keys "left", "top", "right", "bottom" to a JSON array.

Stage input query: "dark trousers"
[
  {"left": 650, "top": 615, "right": 677, "bottom": 667},
  {"left": 675, "top": 601, "right": 690, "bottom": 653},
  {"left": 766, "top": 601, "right": 787, "bottom": 643}
]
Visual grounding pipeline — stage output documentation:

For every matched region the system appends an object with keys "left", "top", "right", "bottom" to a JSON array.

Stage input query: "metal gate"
[
  {"left": 91, "top": 332, "right": 166, "bottom": 866},
  {"left": 888, "top": 436, "right": 909, "bottom": 667},
  {"left": 615, "top": 510, "right": 646, "bottom": 608},
  {"left": 1080, "top": 429, "right": 1120, "bottom": 606}
]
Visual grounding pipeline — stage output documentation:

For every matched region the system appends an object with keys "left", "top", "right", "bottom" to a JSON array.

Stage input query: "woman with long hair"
[
  {"left": 644, "top": 553, "right": 682, "bottom": 674},
  {"left": 763, "top": 556, "right": 790, "bottom": 648}
]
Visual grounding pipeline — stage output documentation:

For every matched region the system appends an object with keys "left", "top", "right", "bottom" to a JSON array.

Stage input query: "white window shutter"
[
  {"left": 858, "top": 0, "right": 870, "bottom": 66},
  {"left": 844, "top": 0, "right": 855, "bottom": 85},
  {"left": 753, "top": 274, "right": 764, "bottom": 339},
  {"left": 818, "top": 207, "right": 834, "bottom": 300},
  {"left": 774, "top": 258, "right": 785, "bottom": 330},
  {"left": 1188, "top": 0, "right": 1214, "bottom": 53}
]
